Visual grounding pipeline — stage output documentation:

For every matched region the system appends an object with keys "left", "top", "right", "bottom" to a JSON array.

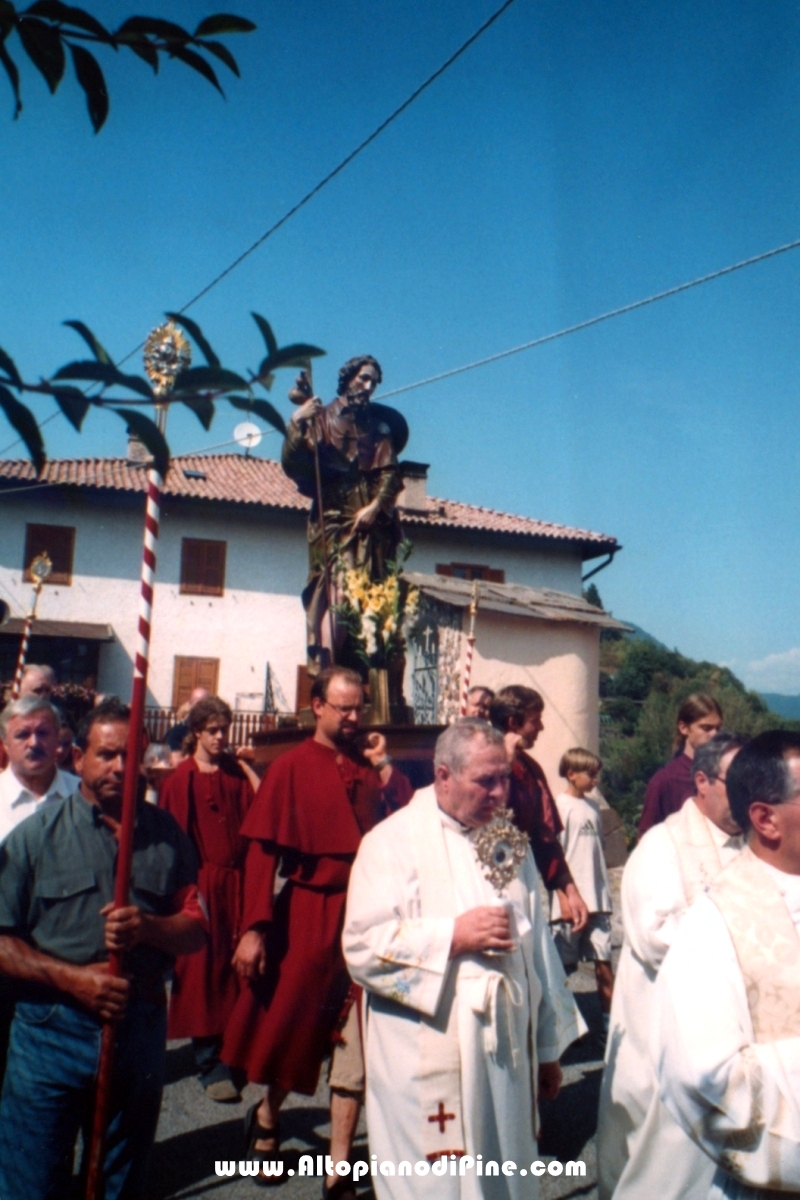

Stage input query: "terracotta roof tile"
[{"left": 0, "top": 455, "right": 618, "bottom": 555}]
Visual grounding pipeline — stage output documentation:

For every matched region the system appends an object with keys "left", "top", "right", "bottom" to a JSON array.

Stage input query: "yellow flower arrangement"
[{"left": 336, "top": 548, "right": 419, "bottom": 667}]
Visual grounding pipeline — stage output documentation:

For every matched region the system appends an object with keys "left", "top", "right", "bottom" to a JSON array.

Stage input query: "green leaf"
[
  {"left": 114, "top": 408, "right": 169, "bottom": 477},
  {"left": 171, "top": 365, "right": 248, "bottom": 393},
  {"left": 25, "top": 2, "right": 111, "bottom": 41},
  {"left": 194, "top": 14, "right": 256, "bottom": 36},
  {"left": 121, "top": 33, "right": 158, "bottom": 70},
  {"left": 164, "top": 312, "right": 219, "bottom": 367},
  {"left": 17, "top": 16, "right": 65, "bottom": 92},
  {"left": 251, "top": 312, "right": 277, "bottom": 357},
  {"left": 49, "top": 385, "right": 90, "bottom": 430},
  {"left": 68, "top": 43, "right": 107, "bottom": 131},
  {"left": 257, "top": 342, "right": 326, "bottom": 378},
  {"left": 0, "top": 383, "right": 45, "bottom": 474},
  {"left": 195, "top": 37, "right": 238, "bottom": 76},
  {"left": 0, "top": 37, "right": 22, "bottom": 118},
  {"left": 115, "top": 16, "right": 190, "bottom": 41},
  {"left": 53, "top": 359, "right": 153, "bottom": 399},
  {"left": 0, "top": 344, "right": 22, "bottom": 386},
  {"left": 168, "top": 43, "right": 222, "bottom": 94},
  {"left": 63, "top": 319, "right": 111, "bottom": 363},
  {"left": 179, "top": 395, "right": 214, "bottom": 430},
  {"left": 228, "top": 394, "right": 286, "bottom": 436}
]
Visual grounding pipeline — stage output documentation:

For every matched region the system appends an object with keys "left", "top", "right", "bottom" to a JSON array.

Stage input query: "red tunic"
[
  {"left": 160, "top": 757, "right": 252, "bottom": 1038},
  {"left": 221, "top": 737, "right": 411, "bottom": 1094},
  {"left": 508, "top": 751, "right": 574, "bottom": 892}
]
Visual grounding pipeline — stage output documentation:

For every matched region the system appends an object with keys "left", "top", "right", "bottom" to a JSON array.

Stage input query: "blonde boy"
[{"left": 551, "top": 748, "right": 614, "bottom": 1026}]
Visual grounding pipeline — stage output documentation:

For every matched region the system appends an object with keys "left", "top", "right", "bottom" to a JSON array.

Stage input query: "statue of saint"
[{"left": 281, "top": 355, "right": 409, "bottom": 673}]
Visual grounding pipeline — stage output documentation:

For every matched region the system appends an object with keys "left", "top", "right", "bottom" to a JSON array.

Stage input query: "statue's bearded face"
[{"left": 346, "top": 363, "right": 380, "bottom": 406}]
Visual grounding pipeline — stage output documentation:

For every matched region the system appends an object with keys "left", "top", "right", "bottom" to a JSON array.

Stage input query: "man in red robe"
[
  {"left": 489, "top": 685, "right": 589, "bottom": 932},
  {"left": 223, "top": 666, "right": 411, "bottom": 1193},
  {"left": 160, "top": 696, "right": 253, "bottom": 1102}
]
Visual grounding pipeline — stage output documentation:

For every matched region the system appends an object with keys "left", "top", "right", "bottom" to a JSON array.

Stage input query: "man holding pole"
[
  {"left": 0, "top": 698, "right": 207, "bottom": 1200},
  {"left": 281, "top": 355, "right": 407, "bottom": 673}
]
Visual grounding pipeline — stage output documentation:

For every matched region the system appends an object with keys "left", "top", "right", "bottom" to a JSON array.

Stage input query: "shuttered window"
[
  {"left": 172, "top": 657, "right": 220, "bottom": 708},
  {"left": 180, "top": 538, "right": 226, "bottom": 595},
  {"left": 23, "top": 524, "right": 75, "bottom": 586},
  {"left": 435, "top": 562, "right": 505, "bottom": 583}
]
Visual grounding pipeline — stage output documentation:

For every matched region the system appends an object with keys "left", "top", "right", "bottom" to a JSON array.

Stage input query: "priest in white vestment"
[
  {"left": 343, "top": 720, "right": 583, "bottom": 1200},
  {"left": 654, "top": 730, "right": 800, "bottom": 1199},
  {"left": 597, "top": 732, "right": 744, "bottom": 1200}
]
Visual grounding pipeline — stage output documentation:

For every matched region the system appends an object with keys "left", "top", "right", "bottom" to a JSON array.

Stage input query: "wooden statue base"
[{"left": 251, "top": 723, "right": 445, "bottom": 791}]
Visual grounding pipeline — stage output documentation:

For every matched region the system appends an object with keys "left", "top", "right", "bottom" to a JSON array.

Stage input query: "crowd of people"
[{"left": 0, "top": 664, "right": 797, "bottom": 1200}]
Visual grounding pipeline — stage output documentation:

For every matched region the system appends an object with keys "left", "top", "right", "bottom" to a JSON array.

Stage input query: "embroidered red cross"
[{"left": 428, "top": 1103, "right": 456, "bottom": 1134}]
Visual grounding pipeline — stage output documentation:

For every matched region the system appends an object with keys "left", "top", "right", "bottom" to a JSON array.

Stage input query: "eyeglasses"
[{"left": 324, "top": 702, "right": 363, "bottom": 717}]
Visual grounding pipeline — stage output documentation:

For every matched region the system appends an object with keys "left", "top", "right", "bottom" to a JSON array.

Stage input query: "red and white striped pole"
[
  {"left": 11, "top": 615, "right": 35, "bottom": 700},
  {"left": 85, "top": 322, "right": 189, "bottom": 1200},
  {"left": 458, "top": 581, "right": 481, "bottom": 717},
  {"left": 84, "top": 467, "right": 163, "bottom": 1200},
  {"left": 11, "top": 553, "right": 52, "bottom": 699}
]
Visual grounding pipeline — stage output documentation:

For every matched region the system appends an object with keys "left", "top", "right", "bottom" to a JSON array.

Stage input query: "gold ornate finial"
[
  {"left": 473, "top": 804, "right": 530, "bottom": 892},
  {"left": 143, "top": 321, "right": 191, "bottom": 398},
  {"left": 29, "top": 552, "right": 52, "bottom": 588}
]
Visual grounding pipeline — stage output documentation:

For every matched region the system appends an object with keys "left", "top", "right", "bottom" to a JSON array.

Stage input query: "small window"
[
  {"left": 23, "top": 524, "right": 75, "bottom": 586},
  {"left": 180, "top": 538, "right": 226, "bottom": 596},
  {"left": 435, "top": 562, "right": 505, "bottom": 583},
  {"left": 172, "top": 656, "right": 220, "bottom": 708}
]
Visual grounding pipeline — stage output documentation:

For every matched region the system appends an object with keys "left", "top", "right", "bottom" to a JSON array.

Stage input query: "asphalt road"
[
  {"left": 146, "top": 971, "right": 606, "bottom": 1200},
  {"left": 145, "top": 869, "right": 624, "bottom": 1200}
]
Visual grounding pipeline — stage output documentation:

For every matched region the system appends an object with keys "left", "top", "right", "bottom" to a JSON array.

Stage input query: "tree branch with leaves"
[
  {"left": 0, "top": 313, "right": 325, "bottom": 476},
  {"left": 0, "top": 2, "right": 255, "bottom": 131}
]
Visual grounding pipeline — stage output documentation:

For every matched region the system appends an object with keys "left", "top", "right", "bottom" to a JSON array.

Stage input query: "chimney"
[
  {"left": 397, "top": 461, "right": 430, "bottom": 513},
  {"left": 127, "top": 435, "right": 151, "bottom": 463}
]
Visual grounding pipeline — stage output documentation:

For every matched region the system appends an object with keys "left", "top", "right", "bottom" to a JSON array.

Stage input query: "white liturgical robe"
[
  {"left": 596, "top": 800, "right": 742, "bottom": 1200},
  {"left": 654, "top": 855, "right": 800, "bottom": 1200},
  {"left": 343, "top": 785, "right": 583, "bottom": 1200}
]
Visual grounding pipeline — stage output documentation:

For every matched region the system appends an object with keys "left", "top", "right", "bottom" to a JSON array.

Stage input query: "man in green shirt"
[{"left": 0, "top": 698, "right": 207, "bottom": 1200}]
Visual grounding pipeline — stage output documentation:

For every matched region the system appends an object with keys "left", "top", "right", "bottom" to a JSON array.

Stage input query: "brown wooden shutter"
[
  {"left": 172, "top": 657, "right": 220, "bottom": 708},
  {"left": 180, "top": 538, "right": 226, "bottom": 595}
]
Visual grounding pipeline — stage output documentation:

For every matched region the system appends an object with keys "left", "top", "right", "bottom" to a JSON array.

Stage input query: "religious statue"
[{"left": 281, "top": 355, "right": 409, "bottom": 674}]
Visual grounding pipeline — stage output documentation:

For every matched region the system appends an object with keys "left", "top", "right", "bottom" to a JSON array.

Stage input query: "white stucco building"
[{"left": 0, "top": 452, "right": 622, "bottom": 787}]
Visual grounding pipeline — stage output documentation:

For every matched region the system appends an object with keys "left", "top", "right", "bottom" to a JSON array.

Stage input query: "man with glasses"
[
  {"left": 597, "top": 731, "right": 745, "bottom": 1200},
  {"left": 654, "top": 730, "right": 800, "bottom": 1199},
  {"left": 223, "top": 666, "right": 411, "bottom": 1192}
]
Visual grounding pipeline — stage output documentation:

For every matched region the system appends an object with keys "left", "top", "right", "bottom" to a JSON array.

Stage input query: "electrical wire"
[
  {"left": 114, "top": 0, "right": 519, "bottom": 366},
  {"left": 379, "top": 235, "right": 800, "bottom": 398}
]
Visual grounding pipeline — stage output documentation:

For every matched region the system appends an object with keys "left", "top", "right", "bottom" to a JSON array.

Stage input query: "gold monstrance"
[{"left": 474, "top": 805, "right": 530, "bottom": 892}]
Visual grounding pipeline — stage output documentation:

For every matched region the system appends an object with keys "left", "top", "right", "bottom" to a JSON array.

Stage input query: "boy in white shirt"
[{"left": 550, "top": 748, "right": 614, "bottom": 1032}]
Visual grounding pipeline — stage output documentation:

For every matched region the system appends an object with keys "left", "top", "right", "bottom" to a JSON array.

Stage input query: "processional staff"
[
  {"left": 84, "top": 321, "right": 190, "bottom": 1200},
  {"left": 458, "top": 580, "right": 481, "bottom": 717},
  {"left": 10, "top": 552, "right": 52, "bottom": 699},
  {"left": 288, "top": 367, "right": 337, "bottom": 664}
]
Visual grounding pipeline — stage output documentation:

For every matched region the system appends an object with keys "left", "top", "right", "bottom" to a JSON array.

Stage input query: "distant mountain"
[{"left": 760, "top": 693, "right": 800, "bottom": 720}]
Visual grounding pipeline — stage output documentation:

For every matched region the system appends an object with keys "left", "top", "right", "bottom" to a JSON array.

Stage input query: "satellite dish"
[{"left": 233, "top": 421, "right": 262, "bottom": 450}]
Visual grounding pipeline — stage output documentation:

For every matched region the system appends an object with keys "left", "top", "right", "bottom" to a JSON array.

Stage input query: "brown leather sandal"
[{"left": 243, "top": 1104, "right": 284, "bottom": 1187}]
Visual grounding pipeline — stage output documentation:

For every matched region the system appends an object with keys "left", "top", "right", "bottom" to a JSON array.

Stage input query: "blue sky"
[{"left": 3, "top": 0, "right": 800, "bottom": 691}]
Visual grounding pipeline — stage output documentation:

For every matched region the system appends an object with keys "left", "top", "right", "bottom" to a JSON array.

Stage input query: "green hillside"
[{"left": 587, "top": 586, "right": 798, "bottom": 840}]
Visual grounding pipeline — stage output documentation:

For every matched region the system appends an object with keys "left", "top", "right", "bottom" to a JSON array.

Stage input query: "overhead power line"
[
  {"left": 115, "top": 0, "right": 519, "bottom": 368},
  {"left": 379, "top": 236, "right": 800, "bottom": 398}
]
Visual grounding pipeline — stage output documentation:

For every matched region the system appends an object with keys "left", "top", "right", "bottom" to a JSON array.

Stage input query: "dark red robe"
[
  {"left": 160, "top": 756, "right": 252, "bottom": 1038},
  {"left": 221, "top": 737, "right": 411, "bottom": 1094},
  {"left": 508, "top": 750, "right": 574, "bottom": 892},
  {"left": 638, "top": 751, "right": 694, "bottom": 836}
]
